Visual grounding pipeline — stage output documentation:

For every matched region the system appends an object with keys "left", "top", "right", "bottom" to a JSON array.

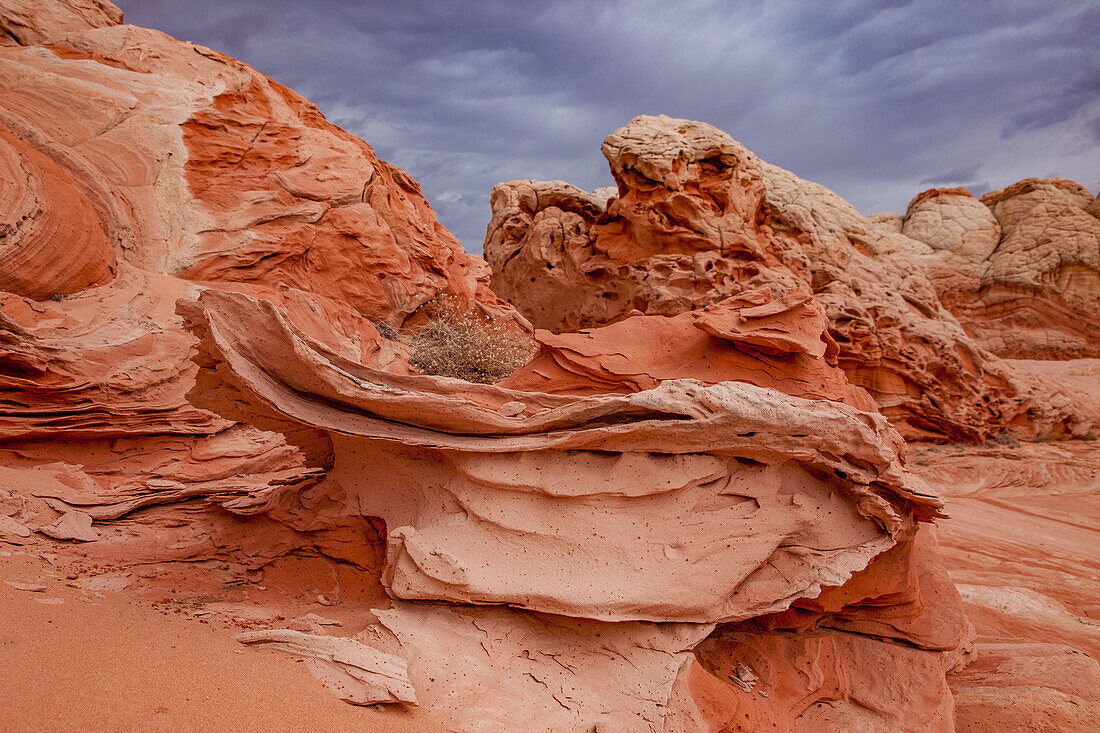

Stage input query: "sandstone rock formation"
[
  {"left": 180, "top": 285, "right": 968, "bottom": 731},
  {"left": 484, "top": 115, "right": 1095, "bottom": 442},
  {"left": 1, "top": 2, "right": 1096, "bottom": 732},
  {"left": 0, "top": 0, "right": 121, "bottom": 46},
  {"left": 0, "top": 0, "right": 505, "bottom": 319},
  {"left": 902, "top": 187, "right": 1001, "bottom": 260},
  {"left": 899, "top": 180, "right": 1100, "bottom": 359},
  {"left": 503, "top": 287, "right": 878, "bottom": 409},
  {"left": 0, "top": 5, "right": 975, "bottom": 714},
  {"left": 910, "top": 422, "right": 1100, "bottom": 731},
  {"left": 0, "top": 0, "right": 506, "bottom": 546},
  {"left": 0, "top": 1, "right": 504, "bottom": 721}
]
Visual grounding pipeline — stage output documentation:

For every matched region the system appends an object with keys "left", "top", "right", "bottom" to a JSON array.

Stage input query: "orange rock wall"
[{"left": 485, "top": 116, "right": 1097, "bottom": 442}]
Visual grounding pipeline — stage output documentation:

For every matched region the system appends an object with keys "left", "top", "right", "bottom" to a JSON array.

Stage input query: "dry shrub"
[
  {"left": 371, "top": 319, "right": 400, "bottom": 341},
  {"left": 409, "top": 294, "right": 533, "bottom": 384}
]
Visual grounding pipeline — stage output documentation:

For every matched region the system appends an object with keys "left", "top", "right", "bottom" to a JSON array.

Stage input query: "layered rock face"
[
  {"left": 0, "top": 0, "right": 490, "bottom": 709},
  {"left": 0, "top": 0, "right": 503, "bottom": 320},
  {"left": 485, "top": 115, "right": 1096, "bottom": 442},
  {"left": 2, "top": 2, "right": 1093, "bottom": 732},
  {"left": 180, "top": 285, "right": 968, "bottom": 731},
  {"left": 909, "top": 424, "right": 1100, "bottom": 731},
  {"left": 0, "top": 0, "right": 505, "bottom": 503},
  {"left": 0, "top": 13, "right": 512, "bottom": 728},
  {"left": 898, "top": 181, "right": 1100, "bottom": 359}
]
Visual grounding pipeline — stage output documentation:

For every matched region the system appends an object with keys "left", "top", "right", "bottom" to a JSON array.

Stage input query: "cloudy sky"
[{"left": 120, "top": 0, "right": 1100, "bottom": 252}]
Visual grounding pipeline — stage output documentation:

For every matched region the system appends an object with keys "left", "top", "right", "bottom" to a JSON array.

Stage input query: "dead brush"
[{"left": 408, "top": 294, "right": 533, "bottom": 384}]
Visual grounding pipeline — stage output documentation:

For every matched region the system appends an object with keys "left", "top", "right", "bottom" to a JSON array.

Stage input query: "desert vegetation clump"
[{"left": 409, "top": 293, "right": 533, "bottom": 384}]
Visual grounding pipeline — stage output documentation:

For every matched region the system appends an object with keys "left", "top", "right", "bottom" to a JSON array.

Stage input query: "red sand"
[{"left": 0, "top": 551, "right": 441, "bottom": 733}]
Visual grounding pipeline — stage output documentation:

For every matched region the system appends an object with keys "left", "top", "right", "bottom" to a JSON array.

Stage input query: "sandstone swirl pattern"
[{"left": 0, "top": 3, "right": 1095, "bottom": 732}]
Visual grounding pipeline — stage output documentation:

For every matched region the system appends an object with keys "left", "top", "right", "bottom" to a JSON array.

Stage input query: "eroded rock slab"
[
  {"left": 235, "top": 628, "right": 417, "bottom": 706},
  {"left": 484, "top": 115, "right": 1092, "bottom": 442},
  {"left": 185, "top": 288, "right": 942, "bottom": 625}
]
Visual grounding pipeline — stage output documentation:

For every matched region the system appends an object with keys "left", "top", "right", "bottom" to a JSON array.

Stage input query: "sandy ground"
[
  {"left": 0, "top": 550, "right": 441, "bottom": 733},
  {"left": 911, "top": 439, "right": 1100, "bottom": 730}
]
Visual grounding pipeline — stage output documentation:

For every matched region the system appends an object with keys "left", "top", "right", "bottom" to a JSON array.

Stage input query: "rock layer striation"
[
  {"left": 2, "top": 3, "right": 1092, "bottom": 732},
  {"left": 485, "top": 115, "right": 1096, "bottom": 442}
]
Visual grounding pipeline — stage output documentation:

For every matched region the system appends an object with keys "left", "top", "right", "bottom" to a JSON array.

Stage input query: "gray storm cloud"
[{"left": 120, "top": 0, "right": 1100, "bottom": 251}]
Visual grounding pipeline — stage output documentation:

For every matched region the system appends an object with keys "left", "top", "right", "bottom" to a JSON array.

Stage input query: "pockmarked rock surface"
[
  {"left": 2, "top": 2, "right": 1096, "bottom": 732},
  {"left": 899, "top": 181, "right": 1100, "bottom": 359},
  {"left": 485, "top": 115, "right": 1096, "bottom": 442}
]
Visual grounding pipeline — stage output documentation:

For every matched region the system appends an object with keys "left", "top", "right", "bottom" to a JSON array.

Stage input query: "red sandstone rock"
[
  {"left": 0, "top": 0, "right": 503, "bottom": 539},
  {"left": 0, "top": 0, "right": 120, "bottom": 46},
  {"left": 692, "top": 627, "right": 959, "bottom": 732},
  {"left": 0, "top": 2, "right": 509, "bottom": 718},
  {"left": 181, "top": 288, "right": 945, "bottom": 625},
  {"left": 910, "top": 436, "right": 1100, "bottom": 731},
  {"left": 484, "top": 115, "right": 1092, "bottom": 442},
  {"left": 1087, "top": 192, "right": 1100, "bottom": 220},
  {"left": 502, "top": 287, "right": 877, "bottom": 409},
  {"left": 2, "top": 2, "right": 1093, "bottom": 731},
  {"left": 0, "top": 129, "right": 115, "bottom": 298},
  {"left": 173, "top": 284, "right": 967, "bottom": 727},
  {"left": 376, "top": 603, "right": 713, "bottom": 732},
  {"left": 234, "top": 628, "right": 417, "bottom": 706}
]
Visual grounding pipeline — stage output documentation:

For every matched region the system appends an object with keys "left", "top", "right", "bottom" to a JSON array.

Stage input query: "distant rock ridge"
[{"left": 897, "top": 180, "right": 1100, "bottom": 360}]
